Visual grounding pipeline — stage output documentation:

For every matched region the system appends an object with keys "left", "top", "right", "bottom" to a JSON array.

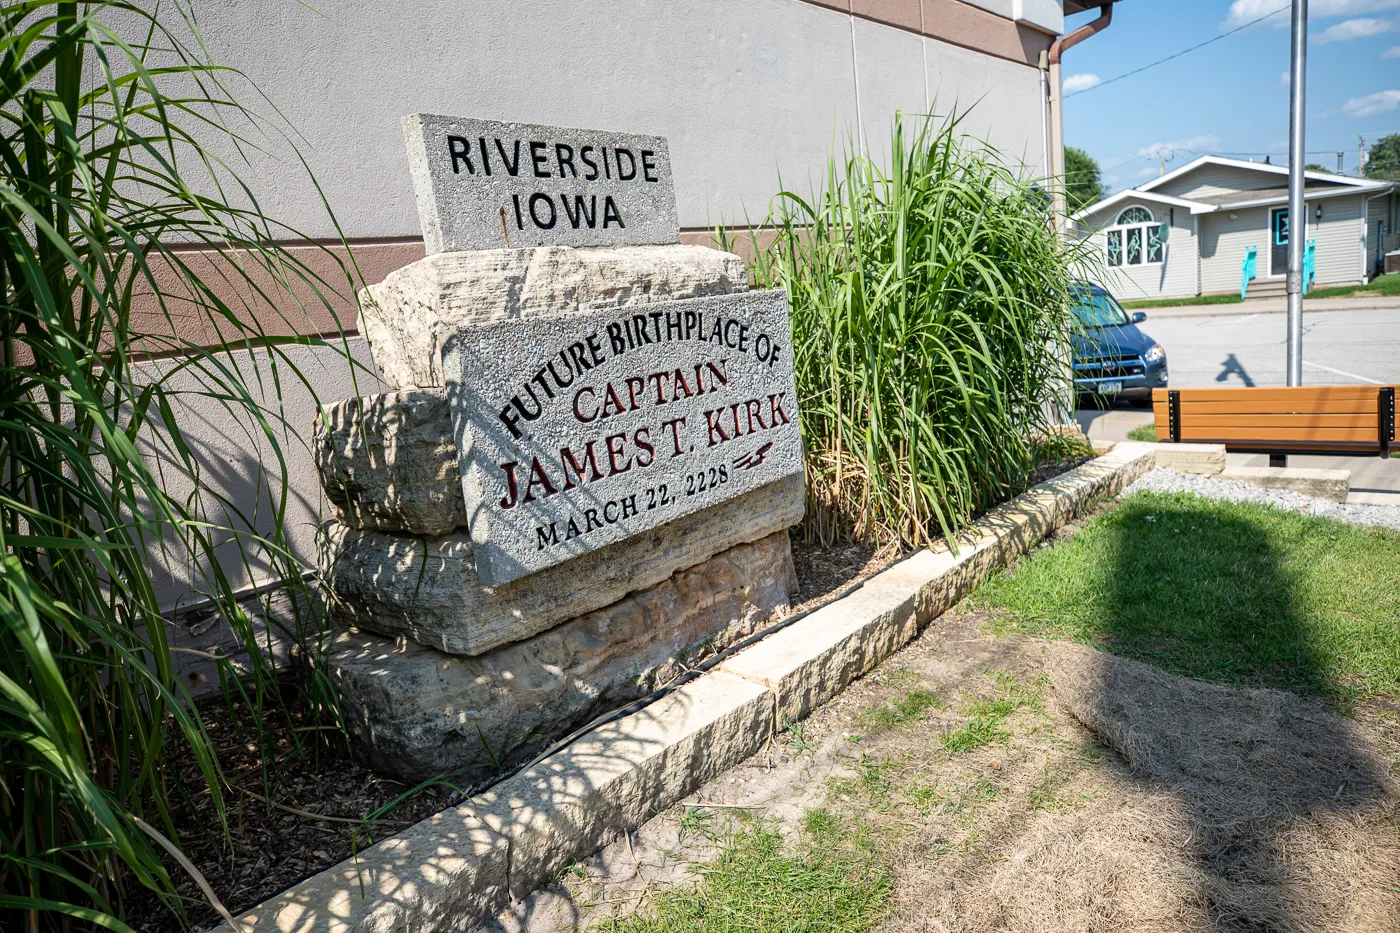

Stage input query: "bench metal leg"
[
  {"left": 1269, "top": 454, "right": 1287, "bottom": 468},
  {"left": 1381, "top": 387, "right": 1395, "bottom": 460}
]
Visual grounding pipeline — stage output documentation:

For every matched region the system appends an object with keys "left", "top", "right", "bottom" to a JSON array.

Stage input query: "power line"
[{"left": 1066, "top": 4, "right": 1289, "bottom": 100}]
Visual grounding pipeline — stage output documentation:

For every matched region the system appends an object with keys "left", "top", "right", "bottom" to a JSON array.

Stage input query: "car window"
[{"left": 1072, "top": 291, "right": 1130, "bottom": 328}]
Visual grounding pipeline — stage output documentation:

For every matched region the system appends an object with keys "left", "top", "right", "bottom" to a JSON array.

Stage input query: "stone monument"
[{"left": 314, "top": 115, "right": 804, "bottom": 782}]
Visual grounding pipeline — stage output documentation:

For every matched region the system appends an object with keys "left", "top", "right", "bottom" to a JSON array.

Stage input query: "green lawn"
[
  {"left": 1306, "top": 273, "right": 1400, "bottom": 299},
  {"left": 1121, "top": 293, "right": 1242, "bottom": 310},
  {"left": 977, "top": 491, "right": 1400, "bottom": 705},
  {"left": 1119, "top": 274, "right": 1399, "bottom": 308},
  {"left": 595, "top": 823, "right": 889, "bottom": 932},
  {"left": 1125, "top": 422, "right": 1158, "bottom": 442}
]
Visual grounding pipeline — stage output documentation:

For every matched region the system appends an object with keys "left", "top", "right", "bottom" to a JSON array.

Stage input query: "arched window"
[
  {"left": 1106, "top": 205, "right": 1166, "bottom": 268},
  {"left": 1116, "top": 206, "right": 1154, "bottom": 225}
]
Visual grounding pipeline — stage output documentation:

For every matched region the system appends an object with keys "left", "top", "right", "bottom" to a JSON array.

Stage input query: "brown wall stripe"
[{"left": 805, "top": 0, "right": 1055, "bottom": 69}]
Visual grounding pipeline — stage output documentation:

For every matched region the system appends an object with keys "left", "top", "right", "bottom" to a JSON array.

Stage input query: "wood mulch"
[{"left": 125, "top": 701, "right": 459, "bottom": 933}]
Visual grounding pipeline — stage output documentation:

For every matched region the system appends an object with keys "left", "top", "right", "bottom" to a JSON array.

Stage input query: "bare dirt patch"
[{"left": 490, "top": 607, "right": 1400, "bottom": 932}]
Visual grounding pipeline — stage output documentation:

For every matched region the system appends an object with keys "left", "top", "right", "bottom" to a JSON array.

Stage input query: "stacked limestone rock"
[{"left": 313, "top": 245, "right": 804, "bottom": 782}]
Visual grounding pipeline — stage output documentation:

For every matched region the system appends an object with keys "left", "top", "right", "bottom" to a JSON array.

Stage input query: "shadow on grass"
[{"left": 984, "top": 491, "right": 1400, "bottom": 928}]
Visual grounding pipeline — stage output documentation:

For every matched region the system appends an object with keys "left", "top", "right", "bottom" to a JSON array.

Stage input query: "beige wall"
[
  {"left": 1076, "top": 200, "right": 1199, "bottom": 300},
  {"left": 1198, "top": 195, "right": 1365, "bottom": 294},
  {"left": 190, "top": 0, "right": 1053, "bottom": 245}
]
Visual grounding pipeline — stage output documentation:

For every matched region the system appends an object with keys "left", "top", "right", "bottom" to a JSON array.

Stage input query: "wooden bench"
[{"left": 1153, "top": 386, "right": 1396, "bottom": 464}]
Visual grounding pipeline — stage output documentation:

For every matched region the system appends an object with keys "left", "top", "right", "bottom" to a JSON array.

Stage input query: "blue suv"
[{"left": 1072, "top": 283, "right": 1168, "bottom": 407}]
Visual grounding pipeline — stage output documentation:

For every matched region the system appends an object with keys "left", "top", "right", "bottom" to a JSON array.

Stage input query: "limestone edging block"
[
  {"left": 357, "top": 244, "right": 748, "bottom": 389},
  {"left": 721, "top": 442, "right": 1158, "bottom": 720},
  {"left": 328, "top": 531, "right": 795, "bottom": 783},
  {"left": 207, "top": 806, "right": 508, "bottom": 933},
  {"left": 1219, "top": 465, "right": 1351, "bottom": 502},
  {"left": 468, "top": 669, "right": 774, "bottom": 900},
  {"left": 1154, "top": 442, "right": 1226, "bottom": 475},
  {"left": 208, "top": 443, "right": 1154, "bottom": 933},
  {"left": 316, "top": 472, "right": 805, "bottom": 657}
]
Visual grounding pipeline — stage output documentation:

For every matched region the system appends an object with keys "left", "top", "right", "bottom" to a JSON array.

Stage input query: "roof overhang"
[
  {"left": 1211, "top": 182, "right": 1397, "bottom": 211},
  {"left": 1071, "top": 187, "right": 1214, "bottom": 222}
]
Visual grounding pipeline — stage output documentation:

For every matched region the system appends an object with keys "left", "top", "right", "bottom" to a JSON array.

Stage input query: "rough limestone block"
[
  {"left": 317, "top": 473, "right": 804, "bottom": 656},
  {"left": 721, "top": 442, "right": 1159, "bottom": 721},
  {"left": 328, "top": 531, "right": 795, "bottom": 783},
  {"left": 468, "top": 670, "right": 773, "bottom": 899},
  {"left": 315, "top": 389, "right": 463, "bottom": 535},
  {"left": 209, "top": 806, "right": 507, "bottom": 933},
  {"left": 358, "top": 245, "right": 747, "bottom": 389},
  {"left": 1154, "top": 442, "right": 1226, "bottom": 475},
  {"left": 1219, "top": 466, "right": 1351, "bottom": 502}
]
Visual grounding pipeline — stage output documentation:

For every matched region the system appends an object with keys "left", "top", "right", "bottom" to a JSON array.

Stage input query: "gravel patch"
[{"left": 1125, "top": 468, "right": 1400, "bottom": 532}]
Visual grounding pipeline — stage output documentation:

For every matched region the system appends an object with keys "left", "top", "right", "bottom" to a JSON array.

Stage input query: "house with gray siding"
[{"left": 1072, "top": 155, "right": 1398, "bottom": 301}]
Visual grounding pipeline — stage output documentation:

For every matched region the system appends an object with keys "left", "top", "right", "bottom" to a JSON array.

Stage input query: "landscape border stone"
[
  {"left": 209, "top": 441, "right": 1157, "bottom": 933},
  {"left": 1152, "top": 442, "right": 1225, "bottom": 475}
]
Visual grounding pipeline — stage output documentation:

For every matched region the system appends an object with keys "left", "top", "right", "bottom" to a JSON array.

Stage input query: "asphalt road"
[
  {"left": 1142, "top": 306, "right": 1400, "bottom": 390},
  {"left": 1077, "top": 305, "right": 1400, "bottom": 506}
]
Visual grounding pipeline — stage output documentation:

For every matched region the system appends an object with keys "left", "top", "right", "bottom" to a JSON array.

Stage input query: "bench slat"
[
  {"left": 1153, "top": 413, "right": 1380, "bottom": 429},
  {"left": 1152, "top": 386, "right": 1385, "bottom": 403},
  {"left": 1153, "top": 399, "right": 1381, "bottom": 416},
  {"left": 1174, "top": 426, "right": 1378, "bottom": 442}
]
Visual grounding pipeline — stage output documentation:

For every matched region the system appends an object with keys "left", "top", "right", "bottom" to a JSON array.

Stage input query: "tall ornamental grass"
[
  {"left": 1, "top": 3, "right": 357, "bottom": 929},
  {"left": 742, "top": 114, "right": 1083, "bottom": 548}
]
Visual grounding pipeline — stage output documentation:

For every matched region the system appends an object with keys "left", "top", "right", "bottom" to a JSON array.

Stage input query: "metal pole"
[{"left": 1286, "top": 0, "right": 1307, "bottom": 387}]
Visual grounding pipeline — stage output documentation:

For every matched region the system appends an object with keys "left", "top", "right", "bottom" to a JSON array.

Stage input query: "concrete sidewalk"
[
  {"left": 1135, "top": 295, "right": 1400, "bottom": 319},
  {"left": 1075, "top": 406, "right": 1400, "bottom": 508}
]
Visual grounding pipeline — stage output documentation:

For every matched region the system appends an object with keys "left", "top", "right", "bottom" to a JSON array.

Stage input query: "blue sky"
[{"left": 1062, "top": 0, "right": 1400, "bottom": 193}]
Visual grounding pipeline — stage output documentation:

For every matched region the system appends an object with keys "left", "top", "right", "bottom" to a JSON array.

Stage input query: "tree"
[
  {"left": 1365, "top": 133, "right": 1400, "bottom": 181},
  {"left": 1304, "top": 162, "right": 1329, "bottom": 172},
  {"left": 1064, "top": 147, "right": 1107, "bottom": 213}
]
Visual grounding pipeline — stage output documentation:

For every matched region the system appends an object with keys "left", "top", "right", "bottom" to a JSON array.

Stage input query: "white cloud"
[
  {"left": 1136, "top": 134, "right": 1220, "bottom": 160},
  {"left": 1384, "top": 43, "right": 1400, "bottom": 55},
  {"left": 1343, "top": 88, "right": 1400, "bottom": 115},
  {"left": 1225, "top": 0, "right": 1400, "bottom": 29},
  {"left": 1063, "top": 73, "right": 1101, "bottom": 93},
  {"left": 1317, "top": 17, "right": 1395, "bottom": 41}
]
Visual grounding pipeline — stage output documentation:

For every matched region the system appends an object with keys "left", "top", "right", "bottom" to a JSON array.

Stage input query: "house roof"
[
  {"left": 1072, "top": 154, "right": 1396, "bottom": 223},
  {"left": 1138, "top": 154, "right": 1383, "bottom": 193}
]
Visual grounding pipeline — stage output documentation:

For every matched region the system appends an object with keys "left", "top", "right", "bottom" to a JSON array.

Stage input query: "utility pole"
[
  {"left": 1359, "top": 135, "right": 1366, "bottom": 178},
  {"left": 1286, "top": 0, "right": 1306, "bottom": 388},
  {"left": 1160, "top": 149, "right": 1165, "bottom": 176}
]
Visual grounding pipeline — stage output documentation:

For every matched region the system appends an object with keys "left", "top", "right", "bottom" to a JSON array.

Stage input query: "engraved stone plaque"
[{"left": 442, "top": 289, "right": 802, "bottom": 586}]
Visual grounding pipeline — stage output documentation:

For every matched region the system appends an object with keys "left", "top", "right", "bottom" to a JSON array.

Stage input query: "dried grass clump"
[{"left": 1044, "top": 644, "right": 1400, "bottom": 932}]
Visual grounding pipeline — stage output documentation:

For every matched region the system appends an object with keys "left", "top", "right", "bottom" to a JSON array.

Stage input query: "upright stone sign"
[
  {"left": 443, "top": 289, "right": 802, "bottom": 587},
  {"left": 308, "top": 114, "right": 804, "bottom": 784},
  {"left": 404, "top": 114, "right": 680, "bottom": 254}
]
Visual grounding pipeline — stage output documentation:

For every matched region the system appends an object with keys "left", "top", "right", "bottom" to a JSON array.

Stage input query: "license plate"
[{"left": 1099, "top": 381, "right": 1123, "bottom": 394}]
